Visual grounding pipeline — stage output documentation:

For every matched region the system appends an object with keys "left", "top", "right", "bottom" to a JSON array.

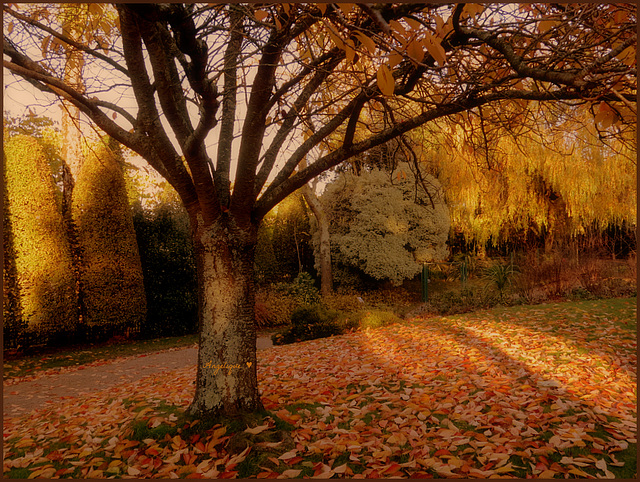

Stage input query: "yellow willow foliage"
[{"left": 416, "top": 121, "right": 636, "bottom": 244}]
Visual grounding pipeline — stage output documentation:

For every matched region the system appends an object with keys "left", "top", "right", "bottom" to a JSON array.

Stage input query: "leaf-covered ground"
[{"left": 3, "top": 298, "right": 636, "bottom": 478}]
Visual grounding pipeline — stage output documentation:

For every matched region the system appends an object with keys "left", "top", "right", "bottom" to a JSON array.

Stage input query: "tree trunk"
[
  {"left": 188, "top": 213, "right": 264, "bottom": 417},
  {"left": 302, "top": 185, "right": 332, "bottom": 297}
]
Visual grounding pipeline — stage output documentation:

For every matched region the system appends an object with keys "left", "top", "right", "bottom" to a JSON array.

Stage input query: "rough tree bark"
[
  {"left": 189, "top": 214, "right": 262, "bottom": 416},
  {"left": 302, "top": 186, "right": 333, "bottom": 297}
]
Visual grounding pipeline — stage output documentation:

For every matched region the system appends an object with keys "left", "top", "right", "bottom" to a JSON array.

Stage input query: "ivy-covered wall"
[
  {"left": 4, "top": 135, "right": 78, "bottom": 347},
  {"left": 71, "top": 137, "right": 146, "bottom": 340}
]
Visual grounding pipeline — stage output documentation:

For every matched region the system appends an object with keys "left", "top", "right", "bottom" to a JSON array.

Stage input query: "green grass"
[{"left": 3, "top": 334, "right": 199, "bottom": 381}]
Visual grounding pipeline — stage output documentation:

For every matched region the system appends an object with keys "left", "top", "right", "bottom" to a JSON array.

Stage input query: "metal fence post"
[
  {"left": 421, "top": 263, "right": 429, "bottom": 302},
  {"left": 460, "top": 257, "right": 468, "bottom": 288}
]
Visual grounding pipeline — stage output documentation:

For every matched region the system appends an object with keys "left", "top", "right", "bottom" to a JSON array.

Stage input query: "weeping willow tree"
[{"left": 413, "top": 102, "right": 636, "bottom": 253}]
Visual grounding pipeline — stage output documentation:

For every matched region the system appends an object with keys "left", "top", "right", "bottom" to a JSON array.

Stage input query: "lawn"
[{"left": 3, "top": 298, "right": 636, "bottom": 478}]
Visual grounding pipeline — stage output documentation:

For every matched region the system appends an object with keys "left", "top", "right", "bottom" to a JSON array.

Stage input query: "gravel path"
[{"left": 3, "top": 336, "right": 274, "bottom": 418}]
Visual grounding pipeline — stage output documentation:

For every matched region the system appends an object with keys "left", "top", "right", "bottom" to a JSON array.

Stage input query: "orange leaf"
[
  {"left": 538, "top": 19, "right": 559, "bottom": 35},
  {"left": 377, "top": 64, "right": 395, "bottom": 96},
  {"left": 254, "top": 10, "right": 269, "bottom": 22},
  {"left": 407, "top": 40, "right": 424, "bottom": 63},
  {"left": 422, "top": 33, "right": 446, "bottom": 66},
  {"left": 353, "top": 31, "right": 376, "bottom": 55}
]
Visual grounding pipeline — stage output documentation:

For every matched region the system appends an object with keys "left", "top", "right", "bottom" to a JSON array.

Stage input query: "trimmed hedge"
[
  {"left": 71, "top": 138, "right": 146, "bottom": 340},
  {"left": 3, "top": 135, "right": 77, "bottom": 347}
]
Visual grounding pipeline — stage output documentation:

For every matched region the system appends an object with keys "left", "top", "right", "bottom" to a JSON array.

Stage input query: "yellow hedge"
[
  {"left": 4, "top": 135, "right": 77, "bottom": 345},
  {"left": 71, "top": 138, "right": 146, "bottom": 338}
]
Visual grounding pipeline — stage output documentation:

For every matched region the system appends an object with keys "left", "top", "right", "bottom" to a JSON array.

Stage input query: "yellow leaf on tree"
[
  {"left": 41, "top": 36, "right": 51, "bottom": 58},
  {"left": 404, "top": 16, "right": 422, "bottom": 31},
  {"left": 407, "top": 40, "right": 424, "bottom": 63},
  {"left": 388, "top": 52, "right": 403, "bottom": 68},
  {"left": 337, "top": 3, "right": 355, "bottom": 16},
  {"left": 422, "top": 33, "right": 446, "bottom": 67},
  {"left": 595, "top": 110, "right": 615, "bottom": 129},
  {"left": 389, "top": 19, "right": 408, "bottom": 39},
  {"left": 344, "top": 39, "right": 356, "bottom": 63},
  {"left": 353, "top": 31, "right": 376, "bottom": 55},
  {"left": 326, "top": 27, "right": 346, "bottom": 50},
  {"left": 377, "top": 64, "right": 395, "bottom": 96},
  {"left": 538, "top": 19, "right": 559, "bottom": 35},
  {"left": 254, "top": 10, "right": 269, "bottom": 22},
  {"left": 463, "top": 4, "right": 485, "bottom": 18},
  {"left": 617, "top": 46, "right": 636, "bottom": 66}
]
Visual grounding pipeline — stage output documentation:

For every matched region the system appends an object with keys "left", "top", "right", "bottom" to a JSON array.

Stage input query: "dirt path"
[{"left": 3, "top": 336, "right": 274, "bottom": 418}]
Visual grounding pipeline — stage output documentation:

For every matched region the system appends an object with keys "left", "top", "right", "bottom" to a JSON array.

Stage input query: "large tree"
[{"left": 4, "top": 3, "right": 636, "bottom": 417}]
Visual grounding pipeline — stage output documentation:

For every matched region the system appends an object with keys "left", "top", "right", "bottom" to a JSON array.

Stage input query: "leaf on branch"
[
  {"left": 389, "top": 19, "right": 407, "bottom": 36},
  {"left": 617, "top": 46, "right": 636, "bottom": 66},
  {"left": 377, "top": 64, "right": 395, "bottom": 96},
  {"left": 463, "top": 4, "right": 485, "bottom": 19},
  {"left": 345, "top": 39, "right": 357, "bottom": 64},
  {"left": 337, "top": 4, "right": 356, "bottom": 16},
  {"left": 595, "top": 102, "right": 616, "bottom": 129},
  {"left": 407, "top": 40, "right": 424, "bottom": 63},
  {"left": 353, "top": 31, "right": 376, "bottom": 56},
  {"left": 41, "top": 36, "right": 51, "bottom": 58},
  {"left": 422, "top": 33, "right": 446, "bottom": 67},
  {"left": 326, "top": 26, "right": 346, "bottom": 51},
  {"left": 316, "top": 3, "right": 327, "bottom": 15},
  {"left": 388, "top": 52, "right": 403, "bottom": 68},
  {"left": 404, "top": 17, "right": 422, "bottom": 31},
  {"left": 254, "top": 10, "right": 269, "bottom": 22},
  {"left": 88, "top": 3, "right": 103, "bottom": 16},
  {"left": 435, "top": 15, "right": 448, "bottom": 38},
  {"left": 538, "top": 19, "right": 559, "bottom": 35}
]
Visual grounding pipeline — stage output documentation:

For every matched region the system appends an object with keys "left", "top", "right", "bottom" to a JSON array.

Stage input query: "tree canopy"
[{"left": 4, "top": 3, "right": 635, "bottom": 222}]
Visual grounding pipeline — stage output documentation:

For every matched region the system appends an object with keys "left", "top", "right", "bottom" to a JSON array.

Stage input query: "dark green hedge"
[{"left": 133, "top": 201, "right": 198, "bottom": 338}]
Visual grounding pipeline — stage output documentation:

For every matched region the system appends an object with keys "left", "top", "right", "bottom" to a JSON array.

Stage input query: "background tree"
[
  {"left": 301, "top": 183, "right": 333, "bottom": 296},
  {"left": 320, "top": 163, "right": 450, "bottom": 287},
  {"left": 4, "top": 3, "right": 636, "bottom": 417},
  {"left": 131, "top": 180, "right": 198, "bottom": 339},
  {"left": 411, "top": 104, "right": 636, "bottom": 256},
  {"left": 71, "top": 138, "right": 146, "bottom": 340},
  {"left": 255, "top": 191, "right": 315, "bottom": 285},
  {"left": 3, "top": 135, "right": 78, "bottom": 346}
]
